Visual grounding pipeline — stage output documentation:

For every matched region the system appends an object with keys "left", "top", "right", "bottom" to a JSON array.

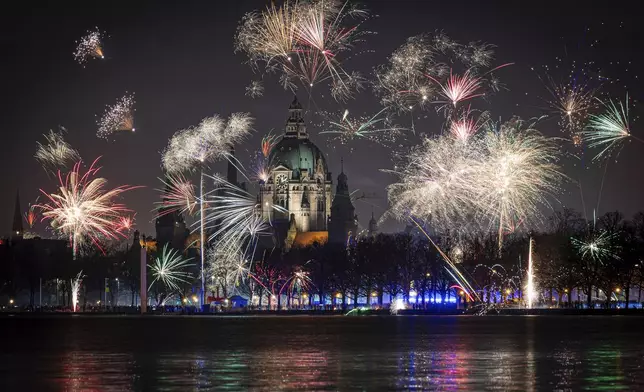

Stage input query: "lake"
[{"left": 1, "top": 315, "right": 643, "bottom": 391}]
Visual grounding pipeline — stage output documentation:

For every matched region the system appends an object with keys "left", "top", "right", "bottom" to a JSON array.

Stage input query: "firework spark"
[
  {"left": 37, "top": 158, "right": 139, "bottom": 258},
  {"left": 71, "top": 271, "right": 84, "bottom": 312},
  {"left": 74, "top": 28, "right": 105, "bottom": 65},
  {"left": 449, "top": 107, "right": 488, "bottom": 143},
  {"left": 148, "top": 244, "right": 194, "bottom": 292},
  {"left": 581, "top": 94, "right": 639, "bottom": 160},
  {"left": 430, "top": 69, "right": 483, "bottom": 108},
  {"left": 155, "top": 174, "right": 197, "bottom": 217},
  {"left": 261, "top": 131, "right": 278, "bottom": 158},
  {"left": 34, "top": 128, "right": 81, "bottom": 173},
  {"left": 246, "top": 80, "right": 265, "bottom": 98},
  {"left": 544, "top": 78, "right": 596, "bottom": 140},
  {"left": 118, "top": 215, "right": 135, "bottom": 232},
  {"left": 97, "top": 94, "right": 136, "bottom": 140}
]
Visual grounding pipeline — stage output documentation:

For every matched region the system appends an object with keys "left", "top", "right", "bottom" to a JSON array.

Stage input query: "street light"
[
  {"left": 9, "top": 299, "right": 14, "bottom": 305},
  {"left": 615, "top": 287, "right": 621, "bottom": 293},
  {"left": 505, "top": 289, "right": 511, "bottom": 295}
]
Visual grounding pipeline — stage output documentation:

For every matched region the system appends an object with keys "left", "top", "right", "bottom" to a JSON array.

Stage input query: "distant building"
[{"left": 258, "top": 97, "right": 359, "bottom": 249}]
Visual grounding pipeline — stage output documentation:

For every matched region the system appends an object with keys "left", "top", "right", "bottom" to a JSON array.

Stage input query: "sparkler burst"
[
  {"left": 581, "top": 94, "right": 639, "bottom": 160},
  {"left": 97, "top": 94, "right": 136, "bottom": 140},
  {"left": 155, "top": 174, "right": 197, "bottom": 218},
  {"left": 246, "top": 80, "right": 265, "bottom": 98},
  {"left": 73, "top": 28, "right": 105, "bottom": 66},
  {"left": 235, "top": 0, "right": 372, "bottom": 100},
  {"left": 387, "top": 117, "right": 563, "bottom": 245},
  {"left": 148, "top": 244, "right": 194, "bottom": 292},
  {"left": 320, "top": 108, "right": 406, "bottom": 145},
  {"left": 34, "top": 128, "right": 81, "bottom": 173},
  {"left": 162, "top": 113, "right": 254, "bottom": 174},
  {"left": 37, "top": 158, "right": 139, "bottom": 258}
]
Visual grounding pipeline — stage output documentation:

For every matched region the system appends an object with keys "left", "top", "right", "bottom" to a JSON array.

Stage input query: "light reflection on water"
[{"left": 1, "top": 316, "right": 643, "bottom": 391}]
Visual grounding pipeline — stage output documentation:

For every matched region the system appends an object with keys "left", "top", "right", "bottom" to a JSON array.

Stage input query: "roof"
[
  {"left": 269, "top": 138, "right": 327, "bottom": 179},
  {"left": 293, "top": 231, "right": 328, "bottom": 247}
]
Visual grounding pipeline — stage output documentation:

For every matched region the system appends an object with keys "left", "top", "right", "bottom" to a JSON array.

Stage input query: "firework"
[
  {"left": 155, "top": 174, "right": 197, "bottom": 218},
  {"left": 148, "top": 244, "right": 194, "bottom": 292},
  {"left": 118, "top": 215, "right": 135, "bottom": 232},
  {"left": 320, "top": 108, "right": 406, "bottom": 145},
  {"left": 37, "top": 158, "right": 139, "bottom": 258},
  {"left": 97, "top": 94, "right": 136, "bottom": 140},
  {"left": 544, "top": 78, "right": 596, "bottom": 139},
  {"left": 246, "top": 80, "right": 265, "bottom": 98},
  {"left": 449, "top": 107, "right": 488, "bottom": 143},
  {"left": 581, "top": 94, "right": 640, "bottom": 160},
  {"left": 373, "top": 33, "right": 507, "bottom": 114},
  {"left": 572, "top": 230, "right": 620, "bottom": 263},
  {"left": 235, "top": 0, "right": 371, "bottom": 100},
  {"left": 24, "top": 199, "right": 39, "bottom": 229},
  {"left": 73, "top": 28, "right": 105, "bottom": 65},
  {"left": 162, "top": 113, "right": 254, "bottom": 173},
  {"left": 71, "top": 271, "right": 84, "bottom": 312},
  {"left": 387, "top": 117, "right": 563, "bottom": 248},
  {"left": 280, "top": 267, "right": 314, "bottom": 299},
  {"left": 261, "top": 131, "right": 278, "bottom": 158},
  {"left": 34, "top": 128, "right": 81, "bottom": 172}
]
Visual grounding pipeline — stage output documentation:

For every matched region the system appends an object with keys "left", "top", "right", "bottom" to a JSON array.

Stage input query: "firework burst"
[
  {"left": 37, "top": 158, "right": 139, "bottom": 258},
  {"left": 581, "top": 94, "right": 640, "bottom": 160},
  {"left": 162, "top": 113, "right": 254, "bottom": 174},
  {"left": 74, "top": 28, "right": 105, "bottom": 65},
  {"left": 35, "top": 128, "right": 81, "bottom": 173},
  {"left": 155, "top": 174, "right": 197, "bottom": 218},
  {"left": 572, "top": 230, "right": 620, "bottom": 264},
  {"left": 97, "top": 94, "right": 136, "bottom": 140},
  {"left": 261, "top": 131, "right": 278, "bottom": 158},
  {"left": 320, "top": 108, "right": 406, "bottom": 145},
  {"left": 235, "top": 0, "right": 372, "bottom": 100},
  {"left": 24, "top": 200, "right": 39, "bottom": 229},
  {"left": 246, "top": 80, "right": 265, "bottom": 98},
  {"left": 148, "top": 244, "right": 194, "bottom": 292},
  {"left": 544, "top": 78, "right": 596, "bottom": 141},
  {"left": 449, "top": 107, "right": 489, "bottom": 143}
]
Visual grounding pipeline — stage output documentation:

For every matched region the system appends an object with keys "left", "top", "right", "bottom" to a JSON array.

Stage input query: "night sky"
[{"left": 2, "top": 1, "right": 643, "bottom": 237}]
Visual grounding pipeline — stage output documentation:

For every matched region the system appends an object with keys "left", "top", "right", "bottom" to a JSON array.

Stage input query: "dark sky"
[{"left": 1, "top": 0, "right": 643, "bottom": 237}]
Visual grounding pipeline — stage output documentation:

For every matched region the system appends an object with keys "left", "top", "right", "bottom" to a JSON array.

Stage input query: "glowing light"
[
  {"left": 71, "top": 271, "right": 84, "bottom": 312},
  {"left": 526, "top": 238, "right": 536, "bottom": 309},
  {"left": 391, "top": 298, "right": 405, "bottom": 314}
]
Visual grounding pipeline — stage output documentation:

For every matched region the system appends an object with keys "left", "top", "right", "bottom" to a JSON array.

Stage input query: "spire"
[
  {"left": 368, "top": 208, "right": 378, "bottom": 237},
  {"left": 285, "top": 96, "right": 308, "bottom": 139},
  {"left": 340, "top": 157, "right": 344, "bottom": 173},
  {"left": 12, "top": 190, "right": 23, "bottom": 239}
]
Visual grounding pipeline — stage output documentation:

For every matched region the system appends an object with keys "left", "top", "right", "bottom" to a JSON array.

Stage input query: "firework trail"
[
  {"left": 74, "top": 28, "right": 105, "bottom": 66},
  {"left": 235, "top": 0, "right": 372, "bottom": 100},
  {"left": 148, "top": 244, "right": 194, "bottom": 292},
  {"left": 154, "top": 174, "right": 197, "bottom": 218},
  {"left": 34, "top": 128, "right": 81, "bottom": 173},
  {"left": 320, "top": 108, "right": 407, "bottom": 145},
  {"left": 71, "top": 271, "right": 84, "bottom": 312},
  {"left": 581, "top": 94, "right": 642, "bottom": 160},
  {"left": 37, "top": 158, "right": 139, "bottom": 259},
  {"left": 97, "top": 94, "right": 136, "bottom": 140},
  {"left": 246, "top": 80, "right": 265, "bottom": 98}
]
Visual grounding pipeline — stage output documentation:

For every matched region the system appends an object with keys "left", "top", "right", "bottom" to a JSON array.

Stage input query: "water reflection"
[{"left": 1, "top": 316, "right": 644, "bottom": 391}]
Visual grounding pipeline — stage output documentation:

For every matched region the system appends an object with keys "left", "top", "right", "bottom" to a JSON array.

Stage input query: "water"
[{"left": 1, "top": 315, "right": 644, "bottom": 391}]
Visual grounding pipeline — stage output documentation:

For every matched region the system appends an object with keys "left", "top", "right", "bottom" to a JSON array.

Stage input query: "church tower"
[
  {"left": 11, "top": 190, "right": 23, "bottom": 240},
  {"left": 368, "top": 210, "right": 379, "bottom": 237},
  {"left": 328, "top": 159, "right": 358, "bottom": 245},
  {"left": 259, "top": 97, "right": 332, "bottom": 247}
]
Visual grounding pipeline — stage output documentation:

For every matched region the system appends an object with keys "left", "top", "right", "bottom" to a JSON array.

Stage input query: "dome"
[{"left": 269, "top": 137, "right": 327, "bottom": 179}]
